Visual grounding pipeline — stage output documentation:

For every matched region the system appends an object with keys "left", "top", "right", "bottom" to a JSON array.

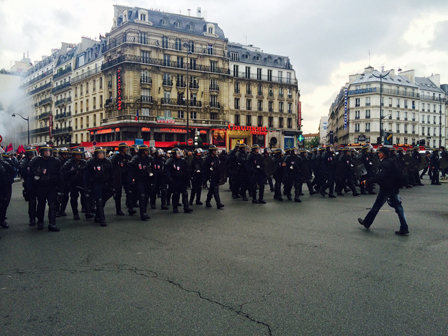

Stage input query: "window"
[
  {"left": 287, "top": 72, "right": 291, "bottom": 84},
  {"left": 162, "top": 18, "right": 168, "bottom": 26},
  {"left": 257, "top": 84, "right": 262, "bottom": 95},
  {"left": 396, "top": 111, "right": 400, "bottom": 120},
  {"left": 178, "top": 111, "right": 184, "bottom": 118},
  {"left": 422, "top": 127, "right": 425, "bottom": 135},
  {"left": 268, "top": 116, "right": 273, "bottom": 127},
  {"left": 404, "top": 111, "right": 408, "bottom": 120},
  {"left": 162, "top": 36, "right": 168, "bottom": 48},
  {"left": 365, "top": 110, "right": 370, "bottom": 119},
  {"left": 389, "top": 98, "right": 392, "bottom": 107},
  {"left": 210, "top": 113, "right": 217, "bottom": 120},
  {"left": 397, "top": 98, "right": 400, "bottom": 108},
  {"left": 234, "top": 82, "right": 240, "bottom": 93},
  {"left": 188, "top": 40, "right": 195, "bottom": 52},
  {"left": 190, "top": 112, "right": 197, "bottom": 119},
  {"left": 355, "top": 123, "right": 360, "bottom": 132},
  {"left": 93, "top": 97, "right": 96, "bottom": 109},
  {"left": 257, "top": 68, "right": 262, "bottom": 80},
  {"left": 140, "top": 14, "right": 146, "bottom": 21},
  {"left": 422, "top": 115, "right": 425, "bottom": 123},
  {"left": 279, "top": 102, "right": 284, "bottom": 113},
  {"left": 422, "top": 103, "right": 425, "bottom": 111},
  {"left": 245, "top": 66, "right": 251, "bottom": 79},
  {"left": 365, "top": 97, "right": 370, "bottom": 106},
  {"left": 235, "top": 114, "right": 240, "bottom": 125},
  {"left": 269, "top": 101, "right": 273, "bottom": 112},
  {"left": 233, "top": 65, "right": 239, "bottom": 77},
  {"left": 287, "top": 118, "right": 292, "bottom": 129},
  {"left": 279, "top": 117, "right": 284, "bottom": 128},
  {"left": 412, "top": 100, "right": 415, "bottom": 109},
  {"left": 404, "top": 99, "right": 408, "bottom": 108},
  {"left": 207, "top": 44, "right": 213, "bottom": 55},
  {"left": 99, "top": 77, "right": 103, "bottom": 89},
  {"left": 288, "top": 103, "right": 292, "bottom": 113},
  {"left": 246, "top": 99, "right": 252, "bottom": 110},
  {"left": 141, "top": 51, "right": 149, "bottom": 63},
  {"left": 208, "top": 27, "right": 213, "bottom": 34},
  {"left": 163, "top": 54, "right": 170, "bottom": 66},
  {"left": 141, "top": 108, "right": 150, "bottom": 116},
  {"left": 355, "top": 98, "right": 360, "bottom": 107},
  {"left": 230, "top": 52, "right": 239, "bottom": 61},
  {"left": 234, "top": 98, "right": 240, "bottom": 109},
  {"left": 355, "top": 110, "right": 360, "bottom": 119},
  {"left": 210, "top": 61, "right": 217, "bottom": 72},
  {"left": 175, "top": 38, "right": 182, "bottom": 51},
  {"left": 412, "top": 125, "right": 415, "bottom": 134},
  {"left": 396, "top": 124, "right": 400, "bottom": 133},
  {"left": 257, "top": 100, "right": 263, "bottom": 111},
  {"left": 186, "top": 24, "right": 193, "bottom": 31},
  {"left": 246, "top": 115, "right": 252, "bottom": 126},
  {"left": 433, "top": 116, "right": 436, "bottom": 124},
  {"left": 246, "top": 83, "right": 251, "bottom": 94},
  {"left": 189, "top": 58, "right": 196, "bottom": 70},
  {"left": 267, "top": 70, "right": 273, "bottom": 81},
  {"left": 278, "top": 71, "right": 283, "bottom": 83}
]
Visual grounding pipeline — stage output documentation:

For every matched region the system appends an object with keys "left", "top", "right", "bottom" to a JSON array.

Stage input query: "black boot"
[
  {"left": 139, "top": 194, "right": 150, "bottom": 221},
  {"left": 205, "top": 190, "right": 213, "bottom": 207},
  {"left": 48, "top": 204, "right": 60, "bottom": 232},
  {"left": 213, "top": 190, "right": 225, "bottom": 209},
  {"left": 189, "top": 189, "right": 196, "bottom": 206},
  {"left": 183, "top": 192, "right": 193, "bottom": 213},
  {"left": 115, "top": 198, "right": 124, "bottom": 215},
  {"left": 196, "top": 189, "right": 203, "bottom": 205},
  {"left": 258, "top": 187, "right": 266, "bottom": 204},
  {"left": 172, "top": 193, "right": 180, "bottom": 213},
  {"left": 161, "top": 190, "right": 169, "bottom": 210}
]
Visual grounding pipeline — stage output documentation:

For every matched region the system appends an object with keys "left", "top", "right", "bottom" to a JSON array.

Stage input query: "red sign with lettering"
[
  {"left": 227, "top": 124, "right": 267, "bottom": 135},
  {"left": 117, "top": 69, "right": 122, "bottom": 111}
]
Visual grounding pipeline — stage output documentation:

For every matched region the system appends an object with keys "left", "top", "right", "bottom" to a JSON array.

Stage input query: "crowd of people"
[{"left": 0, "top": 142, "right": 446, "bottom": 236}]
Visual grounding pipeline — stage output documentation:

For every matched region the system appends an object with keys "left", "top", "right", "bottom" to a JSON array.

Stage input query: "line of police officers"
[{"left": 0, "top": 141, "right": 446, "bottom": 236}]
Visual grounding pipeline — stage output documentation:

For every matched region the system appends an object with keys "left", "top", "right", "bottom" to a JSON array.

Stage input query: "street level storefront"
[
  {"left": 226, "top": 124, "right": 268, "bottom": 150},
  {"left": 87, "top": 123, "right": 211, "bottom": 147}
]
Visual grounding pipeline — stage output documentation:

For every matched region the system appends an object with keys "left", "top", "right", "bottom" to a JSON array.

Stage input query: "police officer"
[
  {"left": 340, "top": 147, "right": 360, "bottom": 196},
  {"left": 0, "top": 152, "right": 15, "bottom": 230},
  {"left": 19, "top": 147, "right": 37, "bottom": 226},
  {"left": 361, "top": 145, "right": 376, "bottom": 194},
  {"left": 111, "top": 143, "right": 132, "bottom": 215},
  {"left": 246, "top": 144, "right": 266, "bottom": 204},
  {"left": 320, "top": 145, "right": 336, "bottom": 198},
  {"left": 204, "top": 145, "right": 225, "bottom": 209},
  {"left": 166, "top": 148, "right": 193, "bottom": 214},
  {"left": 28, "top": 145, "right": 64, "bottom": 231},
  {"left": 151, "top": 148, "right": 169, "bottom": 210},
  {"left": 189, "top": 148, "right": 205, "bottom": 205},
  {"left": 235, "top": 143, "right": 249, "bottom": 201},
  {"left": 283, "top": 147, "right": 302, "bottom": 202},
  {"left": 128, "top": 145, "right": 153, "bottom": 221},
  {"left": 263, "top": 148, "right": 275, "bottom": 192},
  {"left": 84, "top": 147, "right": 114, "bottom": 226},
  {"left": 272, "top": 148, "right": 285, "bottom": 201},
  {"left": 430, "top": 148, "right": 441, "bottom": 185},
  {"left": 56, "top": 148, "right": 70, "bottom": 216},
  {"left": 62, "top": 148, "right": 87, "bottom": 220},
  {"left": 314, "top": 147, "right": 325, "bottom": 193},
  {"left": 412, "top": 146, "right": 424, "bottom": 186}
]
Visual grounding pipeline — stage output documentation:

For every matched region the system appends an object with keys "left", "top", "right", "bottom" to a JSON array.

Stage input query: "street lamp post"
[
  {"left": 12, "top": 113, "right": 30, "bottom": 146},
  {"left": 439, "top": 97, "right": 442, "bottom": 148},
  {"left": 371, "top": 70, "right": 391, "bottom": 145},
  {"left": 183, "top": 42, "right": 191, "bottom": 144}
]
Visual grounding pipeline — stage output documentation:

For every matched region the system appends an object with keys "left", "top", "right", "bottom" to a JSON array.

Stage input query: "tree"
[{"left": 310, "top": 136, "right": 320, "bottom": 149}]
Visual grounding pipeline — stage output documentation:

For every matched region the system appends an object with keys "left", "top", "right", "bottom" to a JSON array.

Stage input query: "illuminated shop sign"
[
  {"left": 96, "top": 128, "right": 119, "bottom": 134},
  {"left": 227, "top": 124, "right": 267, "bottom": 134}
]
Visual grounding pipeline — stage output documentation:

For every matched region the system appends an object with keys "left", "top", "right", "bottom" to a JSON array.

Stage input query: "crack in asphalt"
[{"left": 0, "top": 265, "right": 273, "bottom": 335}]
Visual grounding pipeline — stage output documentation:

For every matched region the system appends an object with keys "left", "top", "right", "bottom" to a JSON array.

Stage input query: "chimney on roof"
[
  {"left": 197, "top": 7, "right": 201, "bottom": 18},
  {"left": 187, "top": 9, "right": 191, "bottom": 16},
  {"left": 27, "top": 51, "right": 29, "bottom": 59}
]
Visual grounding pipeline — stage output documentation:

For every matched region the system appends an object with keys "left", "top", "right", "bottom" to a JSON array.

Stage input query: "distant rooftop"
[{"left": 228, "top": 42, "right": 293, "bottom": 70}]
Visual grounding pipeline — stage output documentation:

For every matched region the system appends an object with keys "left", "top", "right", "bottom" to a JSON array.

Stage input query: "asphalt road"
[{"left": 1, "top": 179, "right": 447, "bottom": 335}]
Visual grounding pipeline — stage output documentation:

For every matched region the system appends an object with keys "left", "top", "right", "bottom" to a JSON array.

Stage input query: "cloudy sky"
[{"left": 1, "top": 0, "right": 448, "bottom": 133}]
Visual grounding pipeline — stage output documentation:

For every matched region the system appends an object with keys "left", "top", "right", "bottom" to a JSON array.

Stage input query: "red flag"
[{"left": 5, "top": 143, "right": 13, "bottom": 153}]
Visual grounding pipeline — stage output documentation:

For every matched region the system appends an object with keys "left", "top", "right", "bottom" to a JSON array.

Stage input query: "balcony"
[
  {"left": 288, "top": 110, "right": 293, "bottom": 114},
  {"left": 396, "top": 117, "right": 400, "bottom": 120},
  {"left": 412, "top": 118, "right": 415, "bottom": 121},
  {"left": 53, "top": 66, "right": 72, "bottom": 80},
  {"left": 404, "top": 117, "right": 408, "bottom": 121},
  {"left": 247, "top": 106, "right": 252, "bottom": 111},
  {"left": 257, "top": 92, "right": 263, "bottom": 98},
  {"left": 101, "top": 54, "right": 230, "bottom": 75},
  {"left": 55, "top": 112, "right": 72, "bottom": 120},
  {"left": 162, "top": 79, "right": 173, "bottom": 87},
  {"left": 279, "top": 93, "right": 284, "bottom": 98},
  {"left": 55, "top": 97, "right": 72, "bottom": 107},
  {"left": 268, "top": 92, "right": 274, "bottom": 98},
  {"left": 28, "top": 82, "right": 52, "bottom": 95},
  {"left": 71, "top": 68, "right": 100, "bottom": 84},
  {"left": 176, "top": 81, "right": 187, "bottom": 88},
  {"left": 141, "top": 95, "right": 153, "bottom": 103},
  {"left": 279, "top": 109, "right": 283, "bottom": 113},
  {"left": 210, "top": 85, "right": 219, "bottom": 92},
  {"left": 39, "top": 112, "right": 51, "bottom": 120},
  {"left": 30, "top": 127, "right": 49, "bottom": 135},
  {"left": 53, "top": 126, "right": 73, "bottom": 135},
  {"left": 52, "top": 82, "right": 71, "bottom": 94},
  {"left": 160, "top": 98, "right": 202, "bottom": 107},
  {"left": 20, "top": 70, "right": 53, "bottom": 89},
  {"left": 190, "top": 82, "right": 199, "bottom": 89},
  {"left": 355, "top": 116, "right": 360, "bottom": 120},
  {"left": 380, "top": 88, "right": 419, "bottom": 98},
  {"left": 258, "top": 107, "right": 263, "bottom": 112},
  {"left": 269, "top": 108, "right": 274, "bottom": 112},
  {"left": 139, "top": 76, "right": 152, "bottom": 85},
  {"left": 234, "top": 89, "right": 240, "bottom": 94},
  {"left": 210, "top": 101, "right": 221, "bottom": 108}
]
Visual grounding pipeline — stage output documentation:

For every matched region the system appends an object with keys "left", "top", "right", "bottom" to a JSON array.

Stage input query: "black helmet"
[
  {"left": 172, "top": 147, "right": 182, "bottom": 157},
  {"left": 118, "top": 142, "right": 129, "bottom": 152},
  {"left": 138, "top": 144, "right": 150, "bottom": 155},
  {"left": 25, "top": 146, "right": 36, "bottom": 157},
  {"left": 93, "top": 147, "right": 106, "bottom": 158},
  {"left": 130, "top": 144, "right": 139, "bottom": 155},
  {"left": 209, "top": 144, "right": 218, "bottom": 151},
  {"left": 251, "top": 144, "right": 260, "bottom": 151},
  {"left": 263, "top": 148, "right": 271, "bottom": 154},
  {"left": 150, "top": 147, "right": 156, "bottom": 155},
  {"left": 155, "top": 148, "right": 164, "bottom": 156},
  {"left": 39, "top": 144, "right": 53, "bottom": 156}
]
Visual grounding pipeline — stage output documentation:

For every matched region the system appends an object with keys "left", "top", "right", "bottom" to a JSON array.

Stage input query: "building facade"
[
  {"left": 319, "top": 116, "right": 328, "bottom": 145},
  {"left": 327, "top": 66, "right": 446, "bottom": 148},
  {"left": 228, "top": 42, "right": 300, "bottom": 149},
  {"left": 94, "top": 5, "right": 230, "bottom": 147}
]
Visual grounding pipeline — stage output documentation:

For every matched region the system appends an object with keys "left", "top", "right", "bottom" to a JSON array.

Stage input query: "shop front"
[{"left": 226, "top": 124, "right": 268, "bottom": 150}]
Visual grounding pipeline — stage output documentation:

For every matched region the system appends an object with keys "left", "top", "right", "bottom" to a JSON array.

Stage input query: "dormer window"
[
  {"left": 187, "top": 23, "right": 193, "bottom": 31},
  {"left": 162, "top": 18, "right": 168, "bottom": 26},
  {"left": 174, "top": 21, "right": 180, "bottom": 28},
  {"left": 140, "top": 14, "right": 146, "bottom": 21},
  {"left": 208, "top": 27, "right": 213, "bottom": 34}
]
